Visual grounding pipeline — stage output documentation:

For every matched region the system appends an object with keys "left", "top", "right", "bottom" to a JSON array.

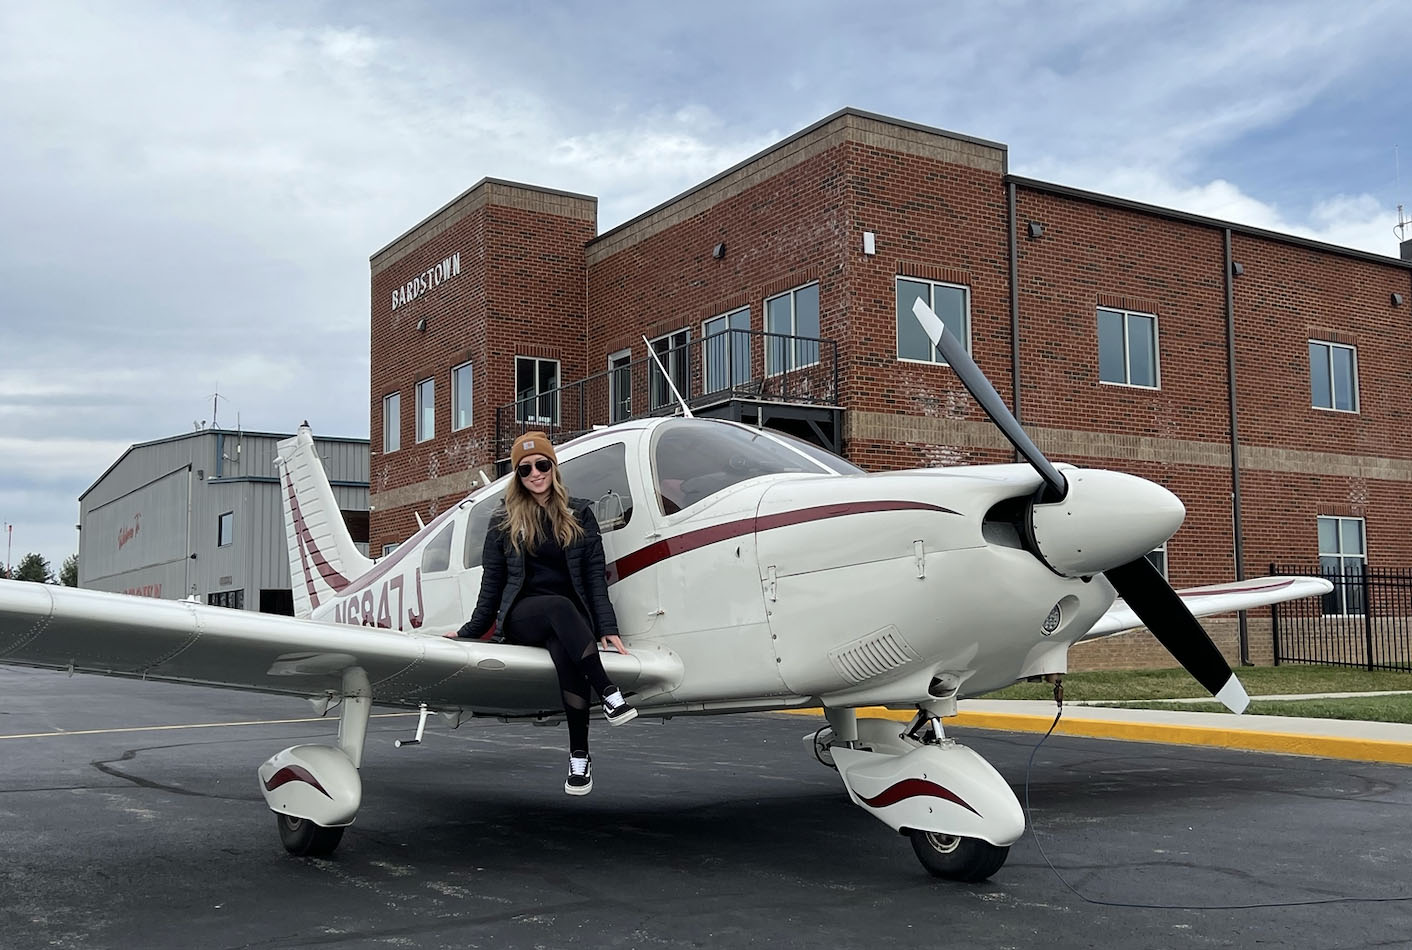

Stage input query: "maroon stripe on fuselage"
[{"left": 608, "top": 500, "right": 957, "bottom": 583}]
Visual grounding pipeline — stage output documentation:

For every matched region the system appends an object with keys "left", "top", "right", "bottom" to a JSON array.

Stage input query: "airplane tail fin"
[{"left": 276, "top": 423, "right": 373, "bottom": 619}]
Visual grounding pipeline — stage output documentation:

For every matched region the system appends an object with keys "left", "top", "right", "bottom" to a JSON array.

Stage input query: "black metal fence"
[
  {"left": 1270, "top": 564, "right": 1412, "bottom": 671},
  {"left": 493, "top": 328, "right": 839, "bottom": 462}
]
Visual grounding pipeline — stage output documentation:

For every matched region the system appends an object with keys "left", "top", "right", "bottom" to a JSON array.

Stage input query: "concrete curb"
[{"left": 783, "top": 707, "right": 1412, "bottom": 766}]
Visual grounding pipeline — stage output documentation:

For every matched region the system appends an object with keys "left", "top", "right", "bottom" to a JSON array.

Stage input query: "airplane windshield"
[{"left": 652, "top": 420, "right": 830, "bottom": 514}]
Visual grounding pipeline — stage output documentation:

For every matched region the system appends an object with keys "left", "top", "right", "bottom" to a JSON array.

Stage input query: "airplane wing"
[
  {"left": 1083, "top": 575, "right": 1333, "bottom": 640},
  {"left": 0, "top": 580, "right": 682, "bottom": 714}
]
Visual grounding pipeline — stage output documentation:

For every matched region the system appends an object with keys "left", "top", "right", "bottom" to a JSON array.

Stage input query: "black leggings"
[{"left": 503, "top": 594, "right": 613, "bottom": 754}]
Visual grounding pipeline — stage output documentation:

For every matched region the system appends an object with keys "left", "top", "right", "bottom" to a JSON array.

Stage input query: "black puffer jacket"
[{"left": 456, "top": 497, "right": 619, "bottom": 641}]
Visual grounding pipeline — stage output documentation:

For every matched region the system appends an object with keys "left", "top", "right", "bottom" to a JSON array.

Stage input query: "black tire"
[
  {"left": 908, "top": 829, "right": 1008, "bottom": 882},
  {"left": 276, "top": 813, "right": 346, "bottom": 857}
]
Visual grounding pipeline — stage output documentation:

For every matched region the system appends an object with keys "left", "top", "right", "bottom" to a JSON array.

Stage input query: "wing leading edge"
[
  {"left": 0, "top": 580, "right": 682, "bottom": 713},
  {"left": 1083, "top": 575, "right": 1333, "bottom": 640}
]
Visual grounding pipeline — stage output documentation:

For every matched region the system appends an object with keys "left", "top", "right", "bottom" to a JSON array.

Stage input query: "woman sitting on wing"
[{"left": 447, "top": 432, "right": 636, "bottom": 796}]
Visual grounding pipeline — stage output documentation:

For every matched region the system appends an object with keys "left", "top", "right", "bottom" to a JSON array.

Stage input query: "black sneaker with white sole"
[
  {"left": 565, "top": 752, "right": 592, "bottom": 796},
  {"left": 602, "top": 687, "right": 638, "bottom": 725}
]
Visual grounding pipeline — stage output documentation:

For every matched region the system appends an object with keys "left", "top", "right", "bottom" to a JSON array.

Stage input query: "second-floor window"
[
  {"left": 1097, "top": 307, "right": 1158, "bottom": 388},
  {"left": 382, "top": 392, "right": 400, "bottom": 453},
  {"left": 765, "top": 282, "right": 820, "bottom": 375},
  {"left": 650, "top": 329, "right": 691, "bottom": 410},
  {"left": 451, "top": 362, "right": 473, "bottom": 431},
  {"left": 897, "top": 278, "right": 970, "bottom": 364},
  {"left": 516, "top": 356, "right": 560, "bottom": 425},
  {"left": 217, "top": 511, "right": 234, "bottom": 547},
  {"left": 1309, "top": 340, "right": 1358, "bottom": 412},
  {"left": 703, "top": 307, "right": 751, "bottom": 392},
  {"left": 415, "top": 377, "right": 435, "bottom": 442},
  {"left": 609, "top": 350, "right": 632, "bottom": 423}
]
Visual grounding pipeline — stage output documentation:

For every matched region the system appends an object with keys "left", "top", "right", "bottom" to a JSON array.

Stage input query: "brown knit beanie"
[{"left": 510, "top": 431, "right": 558, "bottom": 468}]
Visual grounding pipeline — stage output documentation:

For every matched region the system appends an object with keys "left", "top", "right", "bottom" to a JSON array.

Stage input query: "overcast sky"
[{"left": 2, "top": 0, "right": 1409, "bottom": 573}]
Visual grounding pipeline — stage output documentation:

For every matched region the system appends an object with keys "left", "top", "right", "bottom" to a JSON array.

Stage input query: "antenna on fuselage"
[{"left": 641, "top": 335, "right": 693, "bottom": 419}]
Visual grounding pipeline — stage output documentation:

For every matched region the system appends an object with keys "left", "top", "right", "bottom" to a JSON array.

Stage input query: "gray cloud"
[{"left": 1, "top": 0, "right": 1408, "bottom": 570}]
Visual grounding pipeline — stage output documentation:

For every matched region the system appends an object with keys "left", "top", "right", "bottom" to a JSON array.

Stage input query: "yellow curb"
[{"left": 780, "top": 707, "right": 1412, "bottom": 766}]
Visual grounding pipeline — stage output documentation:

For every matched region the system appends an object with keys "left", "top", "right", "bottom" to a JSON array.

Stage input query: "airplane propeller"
[{"left": 911, "top": 299, "right": 1250, "bottom": 713}]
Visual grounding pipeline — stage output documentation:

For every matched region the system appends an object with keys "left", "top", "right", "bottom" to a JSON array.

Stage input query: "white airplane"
[{"left": 0, "top": 301, "right": 1329, "bottom": 882}]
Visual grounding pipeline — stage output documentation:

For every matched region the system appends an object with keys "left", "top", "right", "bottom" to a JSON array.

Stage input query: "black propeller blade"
[
  {"left": 1104, "top": 558, "right": 1249, "bottom": 712},
  {"left": 911, "top": 298, "right": 1249, "bottom": 713}
]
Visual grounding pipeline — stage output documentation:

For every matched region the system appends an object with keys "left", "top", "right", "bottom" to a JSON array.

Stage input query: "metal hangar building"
[{"left": 79, "top": 428, "right": 369, "bottom": 614}]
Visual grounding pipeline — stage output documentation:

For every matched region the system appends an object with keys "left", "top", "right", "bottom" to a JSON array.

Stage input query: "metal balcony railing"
[{"left": 494, "top": 328, "right": 839, "bottom": 461}]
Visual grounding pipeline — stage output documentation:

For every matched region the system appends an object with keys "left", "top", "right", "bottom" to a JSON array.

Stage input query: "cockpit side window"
[
  {"left": 652, "top": 420, "right": 828, "bottom": 513},
  {"left": 462, "top": 490, "right": 505, "bottom": 570},
  {"left": 421, "top": 522, "right": 455, "bottom": 574},
  {"left": 558, "top": 442, "right": 634, "bottom": 532}
]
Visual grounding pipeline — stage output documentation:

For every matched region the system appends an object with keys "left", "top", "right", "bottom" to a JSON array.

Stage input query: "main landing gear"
[
  {"left": 257, "top": 668, "right": 370, "bottom": 857},
  {"left": 811, "top": 703, "right": 1023, "bottom": 882}
]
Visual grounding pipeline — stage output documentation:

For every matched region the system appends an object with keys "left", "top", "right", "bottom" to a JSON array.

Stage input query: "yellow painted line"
[
  {"left": 0, "top": 712, "right": 418, "bottom": 742},
  {"left": 781, "top": 707, "right": 1412, "bottom": 766}
]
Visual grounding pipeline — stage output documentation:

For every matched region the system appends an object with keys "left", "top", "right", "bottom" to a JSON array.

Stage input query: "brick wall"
[
  {"left": 365, "top": 110, "right": 1412, "bottom": 670},
  {"left": 368, "top": 181, "right": 595, "bottom": 554}
]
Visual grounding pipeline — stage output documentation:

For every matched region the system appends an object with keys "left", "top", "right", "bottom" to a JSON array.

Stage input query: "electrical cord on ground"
[{"left": 1021, "top": 685, "right": 1412, "bottom": 911}]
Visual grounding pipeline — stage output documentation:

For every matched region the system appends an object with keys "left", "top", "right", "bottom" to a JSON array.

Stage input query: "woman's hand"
[
  {"left": 600, "top": 634, "right": 630, "bottom": 655},
  {"left": 442, "top": 630, "right": 461, "bottom": 639}
]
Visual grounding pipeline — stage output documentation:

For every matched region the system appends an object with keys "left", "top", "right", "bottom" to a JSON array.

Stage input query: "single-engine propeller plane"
[{"left": 0, "top": 300, "right": 1330, "bottom": 881}]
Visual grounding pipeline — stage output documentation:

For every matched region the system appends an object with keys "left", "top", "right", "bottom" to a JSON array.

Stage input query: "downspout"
[
  {"left": 1223, "top": 228, "right": 1250, "bottom": 665},
  {"left": 1007, "top": 182, "right": 1022, "bottom": 430}
]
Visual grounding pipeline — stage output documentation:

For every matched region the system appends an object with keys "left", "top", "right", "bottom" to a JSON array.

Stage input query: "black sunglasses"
[{"left": 516, "top": 458, "right": 554, "bottom": 478}]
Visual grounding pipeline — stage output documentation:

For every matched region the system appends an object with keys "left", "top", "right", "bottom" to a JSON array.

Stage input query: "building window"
[
  {"left": 1097, "top": 308, "right": 1159, "bottom": 388},
  {"left": 703, "top": 307, "right": 751, "bottom": 392},
  {"left": 380, "top": 542, "right": 400, "bottom": 558},
  {"left": 208, "top": 589, "right": 244, "bottom": 610},
  {"left": 415, "top": 377, "right": 435, "bottom": 442},
  {"left": 1144, "top": 543, "right": 1167, "bottom": 579},
  {"left": 1309, "top": 341, "right": 1358, "bottom": 412},
  {"left": 896, "top": 278, "right": 969, "bottom": 364},
  {"left": 451, "top": 362, "right": 473, "bottom": 431},
  {"left": 765, "top": 282, "right": 820, "bottom": 375},
  {"left": 382, "top": 392, "right": 401, "bottom": 453},
  {"left": 217, "top": 511, "right": 234, "bottom": 547},
  {"left": 650, "top": 329, "right": 691, "bottom": 410},
  {"left": 608, "top": 349, "right": 632, "bottom": 424},
  {"left": 1318, "top": 516, "right": 1366, "bottom": 615},
  {"left": 515, "top": 357, "right": 560, "bottom": 425}
]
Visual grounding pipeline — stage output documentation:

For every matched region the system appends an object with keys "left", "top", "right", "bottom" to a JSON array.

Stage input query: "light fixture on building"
[
  {"left": 1393, "top": 292, "right": 1404, "bottom": 307},
  {"left": 862, "top": 231, "right": 876, "bottom": 255},
  {"left": 1231, "top": 262, "right": 1244, "bottom": 277},
  {"left": 1027, "top": 221, "right": 1045, "bottom": 239},
  {"left": 712, "top": 242, "right": 726, "bottom": 260},
  {"left": 416, "top": 318, "right": 428, "bottom": 332}
]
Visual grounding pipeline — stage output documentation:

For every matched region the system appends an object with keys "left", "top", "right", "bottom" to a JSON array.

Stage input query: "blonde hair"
[{"left": 501, "top": 462, "right": 584, "bottom": 556}]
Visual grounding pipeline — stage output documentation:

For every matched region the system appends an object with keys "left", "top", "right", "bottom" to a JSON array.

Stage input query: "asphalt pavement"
[{"left": 3, "top": 667, "right": 1411, "bottom": 950}]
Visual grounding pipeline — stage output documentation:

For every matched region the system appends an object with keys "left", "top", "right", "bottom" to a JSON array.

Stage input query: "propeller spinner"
[{"left": 911, "top": 298, "right": 1250, "bottom": 713}]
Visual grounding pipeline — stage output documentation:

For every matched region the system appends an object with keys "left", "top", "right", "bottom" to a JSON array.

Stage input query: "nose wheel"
[
  {"left": 908, "top": 829, "right": 1009, "bottom": 882},
  {"left": 277, "top": 813, "right": 346, "bottom": 857}
]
